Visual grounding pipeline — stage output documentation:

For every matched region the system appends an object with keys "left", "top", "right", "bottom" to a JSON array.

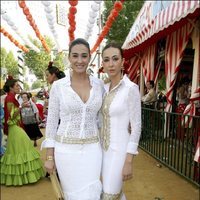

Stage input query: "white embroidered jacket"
[
  {"left": 42, "top": 71, "right": 104, "bottom": 148},
  {"left": 100, "top": 75, "right": 141, "bottom": 154}
]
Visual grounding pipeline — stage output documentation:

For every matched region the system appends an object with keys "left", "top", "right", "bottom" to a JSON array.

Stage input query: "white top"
[
  {"left": 141, "top": 88, "right": 157, "bottom": 104},
  {"left": 100, "top": 75, "right": 141, "bottom": 154},
  {"left": 42, "top": 71, "right": 104, "bottom": 148}
]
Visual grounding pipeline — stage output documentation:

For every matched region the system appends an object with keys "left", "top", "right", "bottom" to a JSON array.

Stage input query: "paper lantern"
[
  {"left": 3, "top": 32, "right": 9, "bottom": 37},
  {"left": 18, "top": 1, "right": 26, "bottom": 8},
  {"left": 105, "top": 20, "right": 113, "bottom": 27},
  {"left": 111, "top": 9, "right": 119, "bottom": 18},
  {"left": 23, "top": 7, "right": 30, "bottom": 15},
  {"left": 8, "top": 35, "right": 13, "bottom": 40},
  {"left": 41, "top": 1, "right": 51, "bottom": 7},
  {"left": 89, "top": 11, "right": 98, "bottom": 18},
  {"left": 26, "top": 14, "right": 33, "bottom": 21},
  {"left": 7, "top": 19, "right": 14, "bottom": 27},
  {"left": 114, "top": 1, "right": 123, "bottom": 12},
  {"left": 91, "top": 3, "right": 99, "bottom": 12},
  {"left": 68, "top": 13, "right": 75, "bottom": 21},
  {"left": 89, "top": 18, "right": 96, "bottom": 24},
  {"left": 69, "top": 0, "right": 78, "bottom": 7},
  {"left": 69, "top": 6, "right": 77, "bottom": 15},
  {"left": 12, "top": 25, "right": 18, "bottom": 31},
  {"left": 108, "top": 14, "right": 115, "bottom": 22},
  {"left": 45, "top": 6, "right": 53, "bottom": 13},
  {"left": 2, "top": 14, "right": 9, "bottom": 21},
  {"left": 94, "top": 1, "right": 102, "bottom": 5},
  {"left": 87, "top": 23, "right": 94, "bottom": 29},
  {"left": 69, "top": 26, "right": 76, "bottom": 32}
]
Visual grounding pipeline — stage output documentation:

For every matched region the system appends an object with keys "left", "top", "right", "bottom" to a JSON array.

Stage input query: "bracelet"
[{"left": 46, "top": 156, "right": 54, "bottom": 161}]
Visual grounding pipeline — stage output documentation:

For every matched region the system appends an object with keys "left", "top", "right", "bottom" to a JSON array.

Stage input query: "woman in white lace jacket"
[
  {"left": 42, "top": 38, "right": 104, "bottom": 200},
  {"left": 100, "top": 43, "right": 141, "bottom": 200}
]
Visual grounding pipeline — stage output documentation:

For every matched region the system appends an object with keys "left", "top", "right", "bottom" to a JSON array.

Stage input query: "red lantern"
[
  {"left": 105, "top": 20, "right": 113, "bottom": 28},
  {"left": 18, "top": 1, "right": 26, "bottom": 9},
  {"left": 111, "top": 9, "right": 119, "bottom": 18},
  {"left": 69, "top": 1, "right": 78, "bottom": 7},
  {"left": 114, "top": 1, "right": 123, "bottom": 12},
  {"left": 23, "top": 6, "right": 30, "bottom": 15},
  {"left": 68, "top": 13, "right": 75, "bottom": 21},
  {"left": 108, "top": 14, "right": 115, "bottom": 22},
  {"left": 8, "top": 35, "right": 13, "bottom": 40},
  {"left": 36, "top": 31, "right": 40, "bottom": 38},
  {"left": 69, "top": 21, "right": 76, "bottom": 27},
  {"left": 26, "top": 14, "right": 33, "bottom": 21},
  {"left": 29, "top": 20, "right": 35, "bottom": 27},
  {"left": 4, "top": 32, "right": 9, "bottom": 37},
  {"left": 69, "top": 6, "right": 77, "bottom": 15},
  {"left": 69, "top": 26, "right": 76, "bottom": 32},
  {"left": 14, "top": 41, "right": 19, "bottom": 46},
  {"left": 103, "top": 26, "right": 109, "bottom": 32}
]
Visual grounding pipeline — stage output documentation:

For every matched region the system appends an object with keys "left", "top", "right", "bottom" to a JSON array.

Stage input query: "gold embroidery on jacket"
[{"left": 101, "top": 87, "right": 120, "bottom": 151}]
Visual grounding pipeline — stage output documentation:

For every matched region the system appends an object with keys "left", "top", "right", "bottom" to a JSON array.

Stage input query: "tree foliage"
[
  {"left": 0, "top": 47, "right": 18, "bottom": 78},
  {"left": 23, "top": 36, "right": 65, "bottom": 80},
  {"left": 31, "top": 80, "right": 42, "bottom": 90},
  {"left": 102, "top": 0, "right": 144, "bottom": 45}
]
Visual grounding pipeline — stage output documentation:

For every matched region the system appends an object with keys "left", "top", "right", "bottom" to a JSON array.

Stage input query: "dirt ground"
[{"left": 1, "top": 131, "right": 199, "bottom": 200}]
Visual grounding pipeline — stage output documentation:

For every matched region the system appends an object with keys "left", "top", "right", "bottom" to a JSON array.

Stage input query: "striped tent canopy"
[{"left": 122, "top": 0, "right": 200, "bottom": 59}]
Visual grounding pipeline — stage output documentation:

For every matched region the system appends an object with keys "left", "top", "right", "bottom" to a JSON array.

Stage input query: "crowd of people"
[{"left": 0, "top": 38, "right": 142, "bottom": 200}]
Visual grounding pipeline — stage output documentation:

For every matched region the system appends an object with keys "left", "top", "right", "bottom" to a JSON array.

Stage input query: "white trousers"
[
  {"left": 102, "top": 147, "right": 127, "bottom": 200},
  {"left": 54, "top": 142, "right": 102, "bottom": 200}
]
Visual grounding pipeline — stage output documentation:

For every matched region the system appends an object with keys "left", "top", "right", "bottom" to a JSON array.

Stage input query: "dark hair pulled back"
[{"left": 46, "top": 62, "right": 65, "bottom": 79}]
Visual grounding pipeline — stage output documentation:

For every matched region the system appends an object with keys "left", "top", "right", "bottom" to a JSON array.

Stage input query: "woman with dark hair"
[
  {"left": 45, "top": 61, "right": 65, "bottom": 84},
  {"left": 42, "top": 38, "right": 104, "bottom": 199},
  {"left": 100, "top": 42, "right": 141, "bottom": 199},
  {"left": 0, "top": 77, "right": 45, "bottom": 186},
  {"left": 21, "top": 92, "right": 43, "bottom": 147}
]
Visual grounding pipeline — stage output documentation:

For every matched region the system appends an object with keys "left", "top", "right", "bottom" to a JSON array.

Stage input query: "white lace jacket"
[
  {"left": 42, "top": 71, "right": 104, "bottom": 148},
  {"left": 100, "top": 75, "right": 141, "bottom": 154}
]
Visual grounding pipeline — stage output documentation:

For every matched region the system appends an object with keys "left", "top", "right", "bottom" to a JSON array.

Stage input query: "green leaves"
[
  {"left": 1, "top": 48, "right": 18, "bottom": 77},
  {"left": 23, "top": 36, "right": 65, "bottom": 81}
]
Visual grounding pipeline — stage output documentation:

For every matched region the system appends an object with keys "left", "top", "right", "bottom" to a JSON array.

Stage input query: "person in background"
[
  {"left": 21, "top": 92, "right": 43, "bottom": 147},
  {"left": 141, "top": 80, "right": 157, "bottom": 108},
  {"left": 1, "top": 76, "right": 45, "bottom": 186},
  {"left": 42, "top": 38, "right": 104, "bottom": 199},
  {"left": 176, "top": 79, "right": 189, "bottom": 113},
  {"left": 100, "top": 42, "right": 141, "bottom": 199},
  {"left": 0, "top": 104, "right": 5, "bottom": 156},
  {"left": 0, "top": 89, "right": 6, "bottom": 155},
  {"left": 44, "top": 61, "right": 66, "bottom": 120},
  {"left": 45, "top": 61, "right": 66, "bottom": 85}
]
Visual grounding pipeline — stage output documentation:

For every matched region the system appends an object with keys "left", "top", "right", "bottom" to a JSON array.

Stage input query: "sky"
[{"left": 1, "top": 1, "right": 103, "bottom": 57}]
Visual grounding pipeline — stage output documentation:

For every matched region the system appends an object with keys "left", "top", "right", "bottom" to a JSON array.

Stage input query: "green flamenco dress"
[{"left": 1, "top": 102, "right": 45, "bottom": 186}]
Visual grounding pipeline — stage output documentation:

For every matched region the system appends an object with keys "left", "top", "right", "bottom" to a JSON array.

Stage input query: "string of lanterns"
[
  {"left": 91, "top": 1, "right": 123, "bottom": 54},
  {"left": 84, "top": 1, "right": 102, "bottom": 41},
  {"left": 68, "top": 0, "right": 78, "bottom": 43},
  {"left": 18, "top": 0, "right": 50, "bottom": 53},
  {"left": 0, "top": 26, "right": 29, "bottom": 53},
  {"left": 1, "top": 8, "right": 40, "bottom": 53},
  {"left": 41, "top": 1, "right": 62, "bottom": 52}
]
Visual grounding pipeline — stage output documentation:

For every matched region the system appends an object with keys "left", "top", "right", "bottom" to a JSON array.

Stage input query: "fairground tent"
[{"left": 122, "top": 0, "right": 199, "bottom": 113}]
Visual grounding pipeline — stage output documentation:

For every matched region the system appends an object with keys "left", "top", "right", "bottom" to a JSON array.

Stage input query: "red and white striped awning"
[{"left": 122, "top": 0, "right": 200, "bottom": 59}]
